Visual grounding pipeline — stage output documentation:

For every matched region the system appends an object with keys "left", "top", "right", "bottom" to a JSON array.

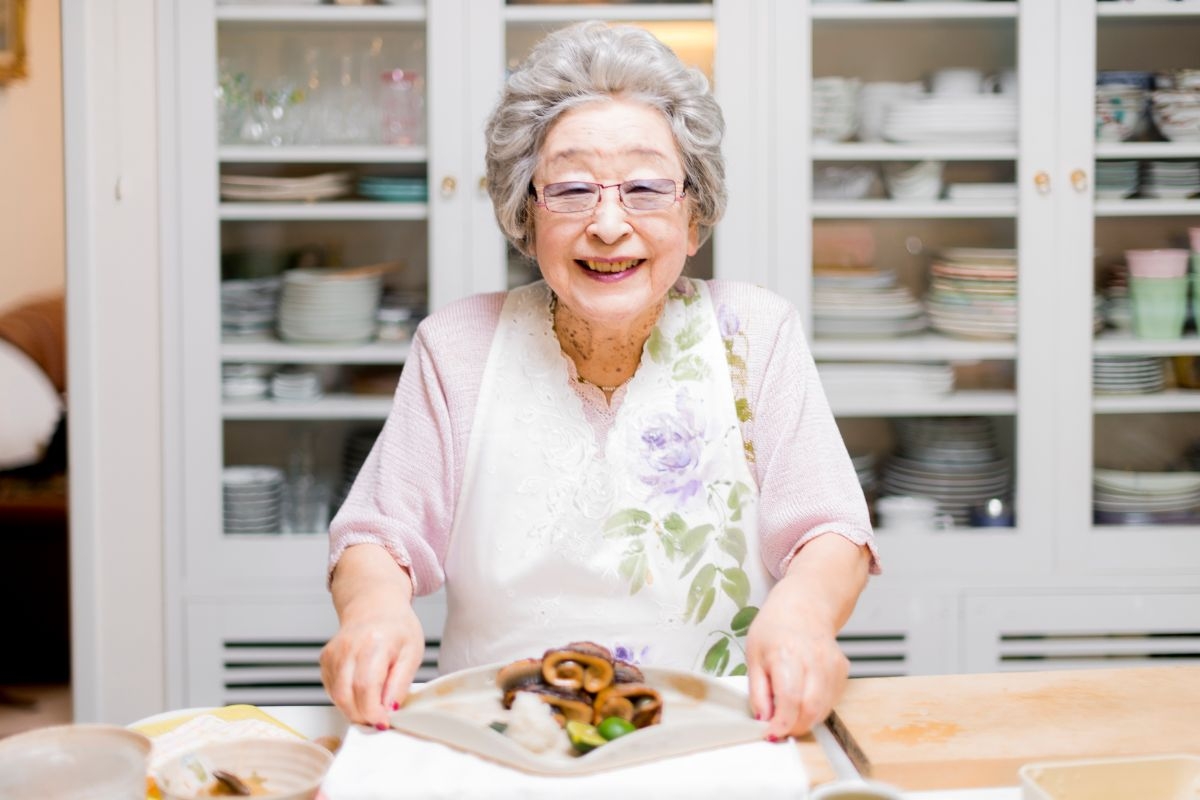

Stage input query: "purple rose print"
[
  {"left": 717, "top": 303, "right": 741, "bottom": 338},
  {"left": 636, "top": 390, "right": 708, "bottom": 503},
  {"left": 613, "top": 644, "right": 651, "bottom": 665},
  {"left": 670, "top": 277, "right": 697, "bottom": 300}
]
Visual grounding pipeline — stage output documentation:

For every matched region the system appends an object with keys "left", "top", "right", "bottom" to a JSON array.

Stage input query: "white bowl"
[{"left": 155, "top": 738, "right": 333, "bottom": 800}]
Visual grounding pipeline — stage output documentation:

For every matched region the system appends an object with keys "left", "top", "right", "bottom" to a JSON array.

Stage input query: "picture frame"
[{"left": 0, "top": 0, "right": 29, "bottom": 85}]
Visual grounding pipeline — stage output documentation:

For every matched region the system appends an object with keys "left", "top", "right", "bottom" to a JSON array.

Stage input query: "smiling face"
[{"left": 531, "top": 97, "right": 699, "bottom": 334}]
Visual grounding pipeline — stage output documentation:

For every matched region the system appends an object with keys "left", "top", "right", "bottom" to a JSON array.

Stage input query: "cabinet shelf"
[
  {"left": 1094, "top": 331, "right": 1200, "bottom": 357},
  {"left": 505, "top": 4, "right": 714, "bottom": 23},
  {"left": 218, "top": 202, "right": 428, "bottom": 221},
  {"left": 219, "top": 146, "right": 427, "bottom": 164},
  {"left": 829, "top": 390, "right": 1016, "bottom": 418},
  {"left": 222, "top": 395, "right": 392, "bottom": 420},
  {"left": 1096, "top": 2, "right": 1200, "bottom": 18},
  {"left": 812, "top": 142, "right": 1017, "bottom": 161},
  {"left": 216, "top": 5, "right": 426, "bottom": 24},
  {"left": 814, "top": 333, "right": 1017, "bottom": 362},
  {"left": 1094, "top": 198, "right": 1200, "bottom": 217},
  {"left": 810, "top": 2, "right": 1017, "bottom": 21},
  {"left": 1095, "top": 142, "right": 1200, "bottom": 160},
  {"left": 1094, "top": 389, "right": 1200, "bottom": 414},
  {"left": 222, "top": 339, "right": 411, "bottom": 365},
  {"left": 811, "top": 200, "right": 1016, "bottom": 219}
]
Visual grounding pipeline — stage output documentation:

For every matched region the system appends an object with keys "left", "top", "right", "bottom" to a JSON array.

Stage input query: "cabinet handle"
[
  {"left": 440, "top": 176, "right": 458, "bottom": 198},
  {"left": 1070, "top": 168, "right": 1089, "bottom": 193},
  {"left": 1034, "top": 171, "right": 1051, "bottom": 195},
  {"left": 478, "top": 176, "right": 489, "bottom": 195}
]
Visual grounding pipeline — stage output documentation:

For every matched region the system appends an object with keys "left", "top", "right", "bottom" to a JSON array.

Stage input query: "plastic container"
[{"left": 1020, "top": 754, "right": 1200, "bottom": 800}]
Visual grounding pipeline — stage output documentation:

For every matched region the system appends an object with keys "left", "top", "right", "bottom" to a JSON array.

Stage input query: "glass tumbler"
[{"left": 380, "top": 69, "right": 424, "bottom": 146}]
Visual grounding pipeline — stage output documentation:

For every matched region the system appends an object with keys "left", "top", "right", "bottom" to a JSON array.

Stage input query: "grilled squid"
[
  {"left": 592, "top": 683, "right": 663, "bottom": 728},
  {"left": 502, "top": 684, "right": 594, "bottom": 726},
  {"left": 541, "top": 641, "right": 615, "bottom": 694}
]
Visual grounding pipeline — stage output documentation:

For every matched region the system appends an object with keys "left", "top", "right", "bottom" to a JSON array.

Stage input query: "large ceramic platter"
[{"left": 386, "top": 663, "right": 766, "bottom": 776}]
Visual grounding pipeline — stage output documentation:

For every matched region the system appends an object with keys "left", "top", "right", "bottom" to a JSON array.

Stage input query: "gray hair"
[{"left": 484, "top": 21, "right": 727, "bottom": 257}]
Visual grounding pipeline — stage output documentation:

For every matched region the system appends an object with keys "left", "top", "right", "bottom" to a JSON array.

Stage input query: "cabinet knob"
[
  {"left": 440, "top": 176, "right": 458, "bottom": 198},
  {"left": 1034, "top": 171, "right": 1051, "bottom": 195},
  {"left": 478, "top": 176, "right": 489, "bottom": 195},
  {"left": 1070, "top": 168, "right": 1089, "bottom": 193}
]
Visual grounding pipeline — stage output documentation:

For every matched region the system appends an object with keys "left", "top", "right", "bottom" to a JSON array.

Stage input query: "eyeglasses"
[{"left": 533, "top": 178, "right": 686, "bottom": 213}]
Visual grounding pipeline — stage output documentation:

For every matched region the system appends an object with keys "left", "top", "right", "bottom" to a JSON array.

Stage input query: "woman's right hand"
[{"left": 321, "top": 543, "right": 424, "bottom": 727}]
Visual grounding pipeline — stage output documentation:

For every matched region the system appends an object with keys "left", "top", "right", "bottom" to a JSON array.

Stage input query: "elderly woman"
[{"left": 321, "top": 21, "right": 878, "bottom": 742}]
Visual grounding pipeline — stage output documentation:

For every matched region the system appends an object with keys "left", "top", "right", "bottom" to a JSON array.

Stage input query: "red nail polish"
[
  {"left": 391, "top": 701, "right": 400, "bottom": 711},
  {"left": 767, "top": 734, "right": 779, "bottom": 743},
  {"left": 375, "top": 722, "right": 388, "bottom": 731},
  {"left": 753, "top": 712, "right": 761, "bottom": 721}
]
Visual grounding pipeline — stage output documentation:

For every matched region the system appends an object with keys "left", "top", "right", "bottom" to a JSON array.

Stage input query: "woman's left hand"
[{"left": 745, "top": 533, "right": 870, "bottom": 739}]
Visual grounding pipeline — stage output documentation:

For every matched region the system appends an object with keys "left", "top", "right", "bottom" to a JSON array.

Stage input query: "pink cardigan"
[{"left": 328, "top": 280, "right": 879, "bottom": 593}]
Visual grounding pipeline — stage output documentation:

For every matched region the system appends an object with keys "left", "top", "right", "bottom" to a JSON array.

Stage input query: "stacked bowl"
[
  {"left": 812, "top": 77, "right": 861, "bottom": 143},
  {"left": 882, "top": 160, "right": 944, "bottom": 201},
  {"left": 223, "top": 465, "right": 285, "bottom": 534},
  {"left": 1125, "top": 249, "right": 1190, "bottom": 339},
  {"left": 1095, "top": 84, "right": 1146, "bottom": 142}
]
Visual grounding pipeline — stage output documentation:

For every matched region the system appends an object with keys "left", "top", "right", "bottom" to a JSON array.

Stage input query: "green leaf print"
[
  {"left": 696, "top": 586, "right": 717, "bottom": 624},
  {"left": 678, "top": 524, "right": 714, "bottom": 577},
  {"left": 672, "top": 354, "right": 710, "bottom": 382},
  {"left": 718, "top": 527, "right": 747, "bottom": 566},
  {"left": 685, "top": 564, "right": 717, "bottom": 622},
  {"left": 735, "top": 397, "right": 752, "bottom": 423},
  {"left": 674, "top": 316, "right": 708, "bottom": 352},
  {"left": 663, "top": 513, "right": 687, "bottom": 537},
  {"left": 730, "top": 606, "right": 758, "bottom": 637},
  {"left": 703, "top": 636, "right": 730, "bottom": 674},
  {"left": 603, "top": 508, "right": 651, "bottom": 538},
  {"left": 720, "top": 567, "right": 751, "bottom": 609},
  {"left": 726, "top": 481, "right": 752, "bottom": 522},
  {"left": 647, "top": 327, "right": 672, "bottom": 364},
  {"left": 619, "top": 550, "right": 649, "bottom": 595},
  {"left": 729, "top": 663, "right": 747, "bottom": 677}
]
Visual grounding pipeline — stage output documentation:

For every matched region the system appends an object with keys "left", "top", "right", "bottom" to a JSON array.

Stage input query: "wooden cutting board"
[{"left": 827, "top": 665, "right": 1200, "bottom": 790}]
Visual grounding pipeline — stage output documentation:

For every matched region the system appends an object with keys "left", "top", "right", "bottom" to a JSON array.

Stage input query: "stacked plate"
[
  {"left": 219, "top": 171, "right": 353, "bottom": 202},
  {"left": 812, "top": 77, "right": 861, "bottom": 143},
  {"left": 277, "top": 268, "right": 384, "bottom": 344},
  {"left": 813, "top": 267, "right": 927, "bottom": 338},
  {"left": 945, "top": 182, "right": 1018, "bottom": 203},
  {"left": 882, "top": 95, "right": 1018, "bottom": 144},
  {"left": 851, "top": 452, "right": 877, "bottom": 498},
  {"left": 1095, "top": 161, "right": 1139, "bottom": 200},
  {"left": 337, "top": 427, "right": 381, "bottom": 509},
  {"left": 223, "top": 363, "right": 271, "bottom": 401},
  {"left": 1093, "top": 468, "right": 1200, "bottom": 524},
  {"left": 223, "top": 465, "right": 285, "bottom": 534},
  {"left": 1092, "top": 355, "right": 1166, "bottom": 395},
  {"left": 221, "top": 277, "right": 281, "bottom": 338},
  {"left": 925, "top": 247, "right": 1018, "bottom": 340},
  {"left": 1140, "top": 161, "right": 1200, "bottom": 199},
  {"left": 818, "top": 362, "right": 955, "bottom": 405},
  {"left": 880, "top": 417, "right": 1012, "bottom": 526},
  {"left": 357, "top": 176, "right": 429, "bottom": 203},
  {"left": 271, "top": 367, "right": 323, "bottom": 402}
]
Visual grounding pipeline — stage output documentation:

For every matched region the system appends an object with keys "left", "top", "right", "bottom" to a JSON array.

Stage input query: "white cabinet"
[{"left": 164, "top": 1, "right": 1200, "bottom": 706}]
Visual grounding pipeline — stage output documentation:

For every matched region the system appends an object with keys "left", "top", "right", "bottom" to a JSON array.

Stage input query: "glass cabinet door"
[{"left": 775, "top": 0, "right": 1058, "bottom": 572}]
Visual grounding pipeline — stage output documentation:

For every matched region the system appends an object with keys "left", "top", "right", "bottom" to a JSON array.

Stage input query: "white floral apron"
[{"left": 439, "top": 278, "right": 771, "bottom": 676}]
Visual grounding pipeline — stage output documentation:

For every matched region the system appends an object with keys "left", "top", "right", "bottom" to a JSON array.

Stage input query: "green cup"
[{"left": 1130, "top": 276, "right": 1188, "bottom": 340}]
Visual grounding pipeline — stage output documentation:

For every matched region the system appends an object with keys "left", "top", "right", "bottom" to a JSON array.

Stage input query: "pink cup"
[
  {"left": 1126, "top": 249, "right": 1190, "bottom": 278},
  {"left": 1189, "top": 227, "right": 1200, "bottom": 253}
]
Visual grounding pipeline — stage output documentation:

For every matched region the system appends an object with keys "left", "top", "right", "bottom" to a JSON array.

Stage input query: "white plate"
[{"left": 386, "top": 663, "right": 766, "bottom": 776}]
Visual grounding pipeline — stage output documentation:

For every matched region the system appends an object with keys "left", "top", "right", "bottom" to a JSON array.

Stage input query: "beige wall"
[{"left": 0, "top": 1, "right": 64, "bottom": 314}]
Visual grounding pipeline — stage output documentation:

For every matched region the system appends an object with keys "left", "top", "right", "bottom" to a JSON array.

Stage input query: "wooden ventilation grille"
[
  {"left": 221, "top": 638, "right": 442, "bottom": 706},
  {"left": 838, "top": 632, "right": 908, "bottom": 678},
  {"left": 998, "top": 630, "right": 1200, "bottom": 670}
]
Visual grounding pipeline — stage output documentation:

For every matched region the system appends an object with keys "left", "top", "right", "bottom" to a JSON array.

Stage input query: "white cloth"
[
  {"left": 439, "top": 279, "right": 771, "bottom": 675},
  {"left": 0, "top": 339, "right": 63, "bottom": 470},
  {"left": 323, "top": 728, "right": 807, "bottom": 800}
]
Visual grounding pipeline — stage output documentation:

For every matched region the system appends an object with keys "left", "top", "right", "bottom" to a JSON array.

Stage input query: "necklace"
[{"left": 576, "top": 375, "right": 625, "bottom": 393}]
